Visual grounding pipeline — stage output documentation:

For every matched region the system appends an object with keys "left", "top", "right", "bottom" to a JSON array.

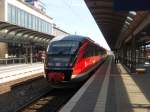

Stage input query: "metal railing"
[
  {"left": 0, "top": 58, "right": 26, "bottom": 64},
  {"left": 0, "top": 57, "right": 44, "bottom": 64}
]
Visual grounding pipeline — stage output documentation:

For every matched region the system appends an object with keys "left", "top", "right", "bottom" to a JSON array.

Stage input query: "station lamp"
[
  {"left": 129, "top": 11, "right": 137, "bottom": 16},
  {"left": 125, "top": 21, "right": 130, "bottom": 25},
  {"left": 126, "top": 16, "right": 133, "bottom": 22}
]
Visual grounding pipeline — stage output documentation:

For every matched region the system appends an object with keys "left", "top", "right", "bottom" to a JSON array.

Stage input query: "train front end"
[{"left": 44, "top": 40, "right": 81, "bottom": 88}]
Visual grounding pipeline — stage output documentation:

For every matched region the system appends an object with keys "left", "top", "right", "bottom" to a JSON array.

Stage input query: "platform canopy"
[
  {"left": 84, "top": 0, "right": 148, "bottom": 49},
  {"left": 0, "top": 21, "right": 54, "bottom": 45}
]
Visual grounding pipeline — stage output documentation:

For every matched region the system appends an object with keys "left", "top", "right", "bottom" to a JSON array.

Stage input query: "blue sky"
[{"left": 44, "top": 0, "right": 110, "bottom": 50}]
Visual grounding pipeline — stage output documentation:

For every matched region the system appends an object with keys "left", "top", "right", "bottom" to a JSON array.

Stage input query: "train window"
[
  {"left": 83, "top": 43, "right": 105, "bottom": 58},
  {"left": 83, "top": 43, "right": 95, "bottom": 58},
  {"left": 48, "top": 41, "right": 79, "bottom": 55},
  {"left": 93, "top": 45, "right": 97, "bottom": 56},
  {"left": 94, "top": 46, "right": 97, "bottom": 56},
  {"left": 91, "top": 44, "right": 95, "bottom": 56},
  {"left": 96, "top": 46, "right": 100, "bottom": 56},
  {"left": 91, "top": 44, "right": 98, "bottom": 56},
  {"left": 99, "top": 47, "right": 105, "bottom": 55}
]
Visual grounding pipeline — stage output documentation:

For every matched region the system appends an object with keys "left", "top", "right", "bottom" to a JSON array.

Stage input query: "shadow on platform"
[{"left": 106, "top": 61, "right": 133, "bottom": 112}]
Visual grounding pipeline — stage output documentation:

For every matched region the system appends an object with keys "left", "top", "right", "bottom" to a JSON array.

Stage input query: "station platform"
[
  {"left": 60, "top": 56, "right": 150, "bottom": 112},
  {"left": 0, "top": 63, "right": 44, "bottom": 94}
]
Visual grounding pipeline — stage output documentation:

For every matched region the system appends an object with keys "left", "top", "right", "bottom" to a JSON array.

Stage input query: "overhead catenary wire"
[
  {"left": 63, "top": 0, "right": 83, "bottom": 20},
  {"left": 61, "top": 0, "right": 86, "bottom": 26}
]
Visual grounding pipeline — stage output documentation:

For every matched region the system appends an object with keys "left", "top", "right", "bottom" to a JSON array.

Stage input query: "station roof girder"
[
  {"left": 118, "top": 12, "right": 149, "bottom": 46},
  {"left": 0, "top": 21, "right": 54, "bottom": 45},
  {"left": 85, "top": 0, "right": 128, "bottom": 49},
  {"left": 85, "top": 0, "right": 149, "bottom": 50}
]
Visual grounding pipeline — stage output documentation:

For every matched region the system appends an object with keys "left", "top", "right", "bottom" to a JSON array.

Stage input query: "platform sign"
[{"left": 114, "top": 0, "right": 150, "bottom": 11}]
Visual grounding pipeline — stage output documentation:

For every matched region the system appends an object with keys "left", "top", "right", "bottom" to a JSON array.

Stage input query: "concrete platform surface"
[
  {"left": 60, "top": 56, "right": 150, "bottom": 112},
  {"left": 0, "top": 63, "right": 44, "bottom": 84}
]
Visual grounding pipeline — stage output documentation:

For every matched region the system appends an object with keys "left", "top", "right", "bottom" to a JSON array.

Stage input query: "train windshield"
[
  {"left": 48, "top": 41, "right": 79, "bottom": 55},
  {"left": 47, "top": 41, "right": 80, "bottom": 67}
]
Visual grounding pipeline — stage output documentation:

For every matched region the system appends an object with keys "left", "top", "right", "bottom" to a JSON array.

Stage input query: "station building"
[
  {"left": 53, "top": 25, "right": 70, "bottom": 37},
  {"left": 0, "top": 0, "right": 68, "bottom": 64},
  {"left": 0, "top": 0, "right": 54, "bottom": 61},
  {"left": 0, "top": 0, "right": 54, "bottom": 59}
]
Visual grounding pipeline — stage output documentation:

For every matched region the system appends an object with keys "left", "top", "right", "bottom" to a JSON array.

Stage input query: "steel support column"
[
  {"left": 126, "top": 45, "right": 129, "bottom": 68},
  {"left": 131, "top": 35, "right": 136, "bottom": 73},
  {"left": 30, "top": 44, "right": 33, "bottom": 64},
  {"left": 25, "top": 45, "right": 28, "bottom": 64},
  {"left": 123, "top": 44, "right": 127, "bottom": 66},
  {"left": 119, "top": 46, "right": 123, "bottom": 63},
  {"left": 143, "top": 42, "right": 146, "bottom": 63}
]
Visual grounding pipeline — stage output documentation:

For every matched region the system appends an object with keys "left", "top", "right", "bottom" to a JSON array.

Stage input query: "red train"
[{"left": 44, "top": 35, "right": 107, "bottom": 88}]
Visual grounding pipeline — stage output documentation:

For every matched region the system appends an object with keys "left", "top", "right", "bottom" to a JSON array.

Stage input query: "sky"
[{"left": 43, "top": 0, "right": 110, "bottom": 50}]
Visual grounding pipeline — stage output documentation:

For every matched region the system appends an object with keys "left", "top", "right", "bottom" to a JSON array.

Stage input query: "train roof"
[
  {"left": 49, "top": 35, "right": 107, "bottom": 51},
  {"left": 50, "top": 35, "right": 88, "bottom": 43}
]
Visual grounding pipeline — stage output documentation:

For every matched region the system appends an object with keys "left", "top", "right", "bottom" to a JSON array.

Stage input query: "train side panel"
[{"left": 44, "top": 35, "right": 107, "bottom": 88}]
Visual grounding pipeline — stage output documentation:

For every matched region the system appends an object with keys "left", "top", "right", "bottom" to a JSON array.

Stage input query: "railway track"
[
  {"left": 15, "top": 61, "right": 103, "bottom": 112},
  {"left": 18, "top": 88, "right": 79, "bottom": 112}
]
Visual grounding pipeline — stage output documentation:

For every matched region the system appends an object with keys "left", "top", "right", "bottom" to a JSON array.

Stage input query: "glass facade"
[{"left": 7, "top": 4, "right": 52, "bottom": 34}]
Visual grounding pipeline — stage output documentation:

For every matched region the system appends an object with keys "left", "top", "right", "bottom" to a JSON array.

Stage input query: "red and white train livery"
[{"left": 44, "top": 35, "right": 107, "bottom": 88}]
